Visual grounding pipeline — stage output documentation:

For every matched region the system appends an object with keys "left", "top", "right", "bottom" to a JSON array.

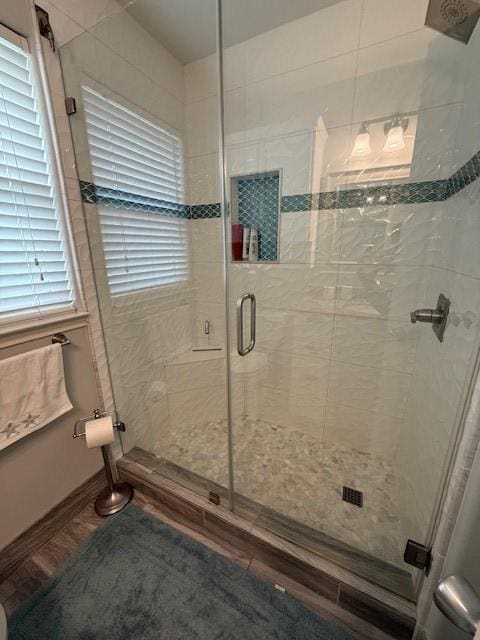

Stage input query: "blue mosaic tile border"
[
  {"left": 189, "top": 203, "right": 222, "bottom": 219},
  {"left": 80, "top": 181, "right": 219, "bottom": 219},
  {"left": 79, "top": 182, "right": 189, "bottom": 218},
  {"left": 80, "top": 149, "right": 480, "bottom": 218},
  {"left": 447, "top": 150, "right": 480, "bottom": 197},
  {"left": 281, "top": 194, "right": 314, "bottom": 212}
]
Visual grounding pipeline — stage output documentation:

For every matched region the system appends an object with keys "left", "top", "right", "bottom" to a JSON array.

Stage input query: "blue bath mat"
[{"left": 9, "top": 504, "right": 355, "bottom": 639}]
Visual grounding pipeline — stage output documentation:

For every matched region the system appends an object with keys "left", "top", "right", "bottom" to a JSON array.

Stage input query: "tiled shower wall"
[
  {"left": 184, "top": 0, "right": 480, "bottom": 548},
  {"left": 59, "top": 6, "right": 196, "bottom": 455},
  {"left": 396, "top": 24, "right": 480, "bottom": 544}
]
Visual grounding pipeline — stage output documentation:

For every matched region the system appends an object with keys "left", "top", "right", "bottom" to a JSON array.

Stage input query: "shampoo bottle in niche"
[
  {"left": 242, "top": 227, "right": 251, "bottom": 260},
  {"left": 249, "top": 228, "right": 259, "bottom": 261}
]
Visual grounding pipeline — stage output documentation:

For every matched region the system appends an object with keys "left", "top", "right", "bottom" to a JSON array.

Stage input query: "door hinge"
[
  {"left": 404, "top": 539, "right": 432, "bottom": 574},
  {"left": 65, "top": 97, "right": 77, "bottom": 116},
  {"left": 35, "top": 5, "right": 55, "bottom": 52}
]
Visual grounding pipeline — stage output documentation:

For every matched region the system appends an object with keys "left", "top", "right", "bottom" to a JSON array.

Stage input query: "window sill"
[{"left": 0, "top": 311, "right": 90, "bottom": 347}]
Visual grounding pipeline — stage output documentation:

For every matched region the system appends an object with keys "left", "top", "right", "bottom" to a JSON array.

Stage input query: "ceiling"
[{"left": 126, "top": 0, "right": 341, "bottom": 64}]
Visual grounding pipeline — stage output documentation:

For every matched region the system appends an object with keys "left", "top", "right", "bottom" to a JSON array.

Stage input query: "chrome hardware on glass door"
[
  {"left": 237, "top": 293, "right": 256, "bottom": 356},
  {"left": 410, "top": 293, "right": 450, "bottom": 342}
]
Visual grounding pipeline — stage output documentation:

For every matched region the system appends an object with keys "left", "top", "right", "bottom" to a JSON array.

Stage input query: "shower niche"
[{"left": 230, "top": 170, "right": 280, "bottom": 262}]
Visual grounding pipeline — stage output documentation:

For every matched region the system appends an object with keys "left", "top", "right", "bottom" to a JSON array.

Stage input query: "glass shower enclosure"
[{"left": 60, "top": 0, "right": 480, "bottom": 601}]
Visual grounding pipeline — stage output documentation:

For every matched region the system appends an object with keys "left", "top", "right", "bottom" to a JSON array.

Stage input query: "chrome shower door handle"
[{"left": 237, "top": 292, "right": 256, "bottom": 356}]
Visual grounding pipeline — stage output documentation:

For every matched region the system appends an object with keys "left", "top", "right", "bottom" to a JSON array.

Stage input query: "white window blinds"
[
  {"left": 0, "top": 32, "right": 73, "bottom": 319},
  {"left": 82, "top": 87, "right": 188, "bottom": 296}
]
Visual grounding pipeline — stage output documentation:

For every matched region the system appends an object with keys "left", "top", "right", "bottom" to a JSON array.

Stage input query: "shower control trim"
[{"left": 410, "top": 293, "right": 450, "bottom": 342}]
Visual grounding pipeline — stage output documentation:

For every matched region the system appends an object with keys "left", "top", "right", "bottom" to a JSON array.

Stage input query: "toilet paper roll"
[{"left": 85, "top": 416, "right": 115, "bottom": 449}]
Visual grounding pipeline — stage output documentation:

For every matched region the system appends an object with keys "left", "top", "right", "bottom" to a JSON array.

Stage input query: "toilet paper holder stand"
[{"left": 73, "top": 409, "right": 134, "bottom": 517}]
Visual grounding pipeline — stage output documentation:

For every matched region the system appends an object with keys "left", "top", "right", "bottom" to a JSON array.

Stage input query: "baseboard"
[
  {"left": 0, "top": 470, "right": 105, "bottom": 582},
  {"left": 118, "top": 455, "right": 417, "bottom": 640}
]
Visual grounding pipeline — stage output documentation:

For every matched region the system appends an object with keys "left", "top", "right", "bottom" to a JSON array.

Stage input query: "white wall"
[{"left": 0, "top": 324, "right": 103, "bottom": 550}]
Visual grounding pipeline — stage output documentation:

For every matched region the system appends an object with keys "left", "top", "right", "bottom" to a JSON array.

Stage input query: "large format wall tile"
[
  {"left": 39, "top": 0, "right": 84, "bottom": 46},
  {"left": 255, "top": 307, "right": 334, "bottom": 359},
  {"left": 338, "top": 203, "right": 441, "bottom": 266},
  {"left": 62, "top": 30, "right": 184, "bottom": 133},
  {"left": 453, "top": 28, "right": 480, "bottom": 169},
  {"left": 353, "top": 29, "right": 467, "bottom": 124},
  {"left": 193, "top": 261, "right": 226, "bottom": 304},
  {"left": 332, "top": 316, "right": 418, "bottom": 374},
  {"left": 168, "top": 385, "right": 228, "bottom": 428},
  {"left": 186, "top": 95, "right": 219, "bottom": 157},
  {"left": 166, "top": 357, "right": 227, "bottom": 393},
  {"left": 335, "top": 264, "right": 428, "bottom": 321},
  {"left": 328, "top": 361, "right": 411, "bottom": 419},
  {"left": 435, "top": 180, "right": 480, "bottom": 279},
  {"left": 410, "top": 103, "right": 463, "bottom": 182},
  {"left": 89, "top": 10, "right": 185, "bottom": 102},
  {"left": 245, "top": 263, "right": 338, "bottom": 314},
  {"left": 184, "top": 43, "right": 244, "bottom": 103},
  {"left": 50, "top": 0, "right": 122, "bottom": 33},
  {"left": 184, "top": 53, "right": 217, "bottom": 103},
  {"left": 243, "top": 0, "right": 362, "bottom": 84},
  {"left": 280, "top": 210, "right": 342, "bottom": 265},
  {"left": 244, "top": 52, "right": 357, "bottom": 141},
  {"left": 248, "top": 382, "right": 326, "bottom": 439},
  {"left": 260, "top": 132, "right": 316, "bottom": 196},
  {"left": 250, "top": 350, "right": 330, "bottom": 403},
  {"left": 190, "top": 218, "right": 223, "bottom": 263},
  {"left": 359, "top": 0, "right": 429, "bottom": 48},
  {"left": 187, "top": 154, "right": 221, "bottom": 206},
  {"left": 324, "top": 403, "right": 402, "bottom": 461}
]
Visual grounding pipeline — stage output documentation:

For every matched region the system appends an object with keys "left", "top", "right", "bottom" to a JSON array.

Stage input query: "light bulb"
[
  {"left": 383, "top": 124, "right": 405, "bottom": 152},
  {"left": 351, "top": 124, "right": 371, "bottom": 157}
]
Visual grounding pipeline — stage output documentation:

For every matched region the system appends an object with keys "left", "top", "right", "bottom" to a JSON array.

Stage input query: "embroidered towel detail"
[{"left": 0, "top": 343, "right": 72, "bottom": 451}]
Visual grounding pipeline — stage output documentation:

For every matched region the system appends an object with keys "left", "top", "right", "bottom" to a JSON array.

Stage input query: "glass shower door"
[
  {"left": 220, "top": 0, "right": 480, "bottom": 599},
  {"left": 60, "top": 0, "right": 232, "bottom": 497}
]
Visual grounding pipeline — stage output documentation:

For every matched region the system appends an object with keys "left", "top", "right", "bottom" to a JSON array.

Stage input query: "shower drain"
[{"left": 342, "top": 486, "right": 364, "bottom": 508}]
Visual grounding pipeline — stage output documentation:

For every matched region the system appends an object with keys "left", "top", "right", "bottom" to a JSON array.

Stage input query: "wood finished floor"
[{"left": 0, "top": 491, "right": 396, "bottom": 640}]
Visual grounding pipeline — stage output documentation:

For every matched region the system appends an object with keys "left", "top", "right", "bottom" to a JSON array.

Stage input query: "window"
[
  {"left": 82, "top": 87, "right": 188, "bottom": 296},
  {"left": 0, "top": 29, "right": 74, "bottom": 320}
]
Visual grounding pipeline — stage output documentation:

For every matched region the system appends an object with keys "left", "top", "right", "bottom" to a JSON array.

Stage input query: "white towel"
[{"left": 0, "top": 343, "right": 73, "bottom": 451}]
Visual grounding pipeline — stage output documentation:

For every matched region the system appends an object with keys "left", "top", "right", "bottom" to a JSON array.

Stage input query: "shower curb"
[{"left": 118, "top": 455, "right": 416, "bottom": 640}]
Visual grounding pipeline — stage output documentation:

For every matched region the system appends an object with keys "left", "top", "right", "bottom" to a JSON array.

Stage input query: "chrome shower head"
[{"left": 425, "top": 0, "right": 480, "bottom": 43}]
